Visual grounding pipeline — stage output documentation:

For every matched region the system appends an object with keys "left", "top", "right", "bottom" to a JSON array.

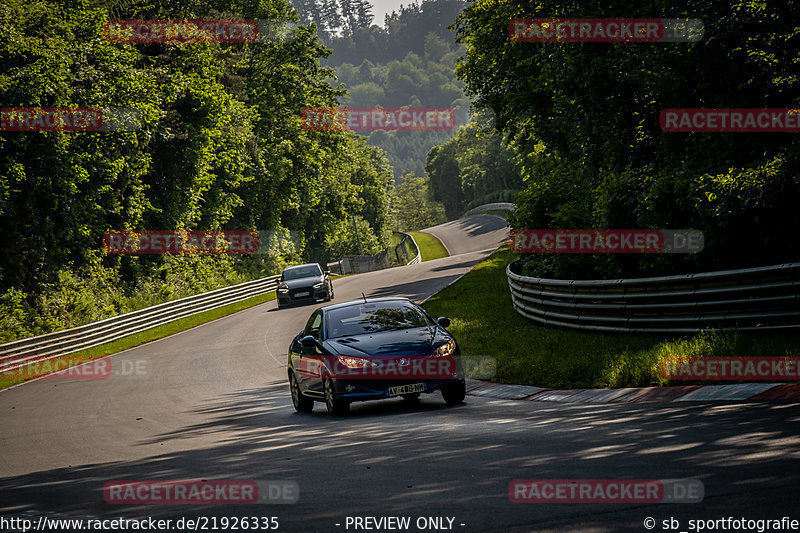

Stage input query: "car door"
[{"left": 297, "top": 310, "right": 326, "bottom": 395}]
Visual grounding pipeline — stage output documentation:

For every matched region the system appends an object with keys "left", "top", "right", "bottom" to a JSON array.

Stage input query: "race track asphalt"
[{"left": 1, "top": 216, "right": 798, "bottom": 532}]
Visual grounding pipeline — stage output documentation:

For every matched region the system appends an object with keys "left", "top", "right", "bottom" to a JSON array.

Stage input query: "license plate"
[
  {"left": 294, "top": 292, "right": 309, "bottom": 297},
  {"left": 388, "top": 383, "right": 425, "bottom": 397}
]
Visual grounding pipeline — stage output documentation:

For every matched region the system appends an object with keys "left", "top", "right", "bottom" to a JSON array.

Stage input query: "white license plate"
[
  {"left": 294, "top": 292, "right": 310, "bottom": 297},
  {"left": 388, "top": 383, "right": 425, "bottom": 397}
]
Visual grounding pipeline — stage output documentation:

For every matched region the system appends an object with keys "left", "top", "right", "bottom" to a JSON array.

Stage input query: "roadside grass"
[
  {"left": 422, "top": 245, "right": 800, "bottom": 389},
  {"left": 0, "top": 291, "right": 276, "bottom": 391},
  {"left": 389, "top": 232, "right": 405, "bottom": 248},
  {"left": 409, "top": 231, "right": 449, "bottom": 262}
]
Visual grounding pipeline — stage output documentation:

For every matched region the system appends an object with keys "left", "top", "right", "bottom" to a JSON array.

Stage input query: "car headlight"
[
  {"left": 338, "top": 356, "right": 379, "bottom": 369},
  {"left": 277, "top": 287, "right": 289, "bottom": 293},
  {"left": 434, "top": 339, "right": 456, "bottom": 357},
  {"left": 313, "top": 282, "right": 324, "bottom": 289}
]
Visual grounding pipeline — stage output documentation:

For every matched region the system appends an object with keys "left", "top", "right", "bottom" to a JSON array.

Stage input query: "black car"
[
  {"left": 287, "top": 297, "right": 466, "bottom": 416},
  {"left": 276, "top": 263, "right": 333, "bottom": 309}
]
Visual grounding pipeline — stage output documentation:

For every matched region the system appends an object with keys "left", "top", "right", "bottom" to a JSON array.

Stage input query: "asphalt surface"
[
  {"left": 421, "top": 215, "right": 509, "bottom": 256},
  {"left": 1, "top": 215, "right": 799, "bottom": 533}
]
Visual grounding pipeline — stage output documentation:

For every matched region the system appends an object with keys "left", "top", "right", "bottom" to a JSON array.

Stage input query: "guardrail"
[
  {"left": 507, "top": 262, "right": 800, "bottom": 334},
  {"left": 0, "top": 275, "right": 280, "bottom": 374},
  {"left": 337, "top": 232, "right": 421, "bottom": 274},
  {"left": 466, "top": 202, "right": 515, "bottom": 216},
  {"left": 406, "top": 232, "right": 421, "bottom": 265}
]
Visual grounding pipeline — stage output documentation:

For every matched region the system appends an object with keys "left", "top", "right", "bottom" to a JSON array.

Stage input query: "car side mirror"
[
  {"left": 324, "top": 270, "right": 331, "bottom": 276},
  {"left": 437, "top": 317, "right": 451, "bottom": 328},
  {"left": 300, "top": 335, "right": 318, "bottom": 348}
]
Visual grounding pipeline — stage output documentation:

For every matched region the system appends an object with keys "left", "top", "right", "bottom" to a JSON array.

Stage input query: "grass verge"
[
  {"left": 389, "top": 232, "right": 405, "bottom": 248},
  {"left": 0, "top": 291, "right": 276, "bottom": 391},
  {"left": 409, "top": 231, "right": 449, "bottom": 262},
  {"left": 422, "top": 245, "right": 800, "bottom": 389}
]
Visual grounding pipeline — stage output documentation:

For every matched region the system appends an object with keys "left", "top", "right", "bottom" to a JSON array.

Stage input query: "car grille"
[{"left": 289, "top": 287, "right": 314, "bottom": 299}]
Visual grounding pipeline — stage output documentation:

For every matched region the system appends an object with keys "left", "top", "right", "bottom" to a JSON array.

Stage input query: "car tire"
[
  {"left": 441, "top": 379, "right": 466, "bottom": 405},
  {"left": 289, "top": 372, "right": 314, "bottom": 413},
  {"left": 323, "top": 377, "right": 350, "bottom": 416},
  {"left": 402, "top": 393, "right": 421, "bottom": 402}
]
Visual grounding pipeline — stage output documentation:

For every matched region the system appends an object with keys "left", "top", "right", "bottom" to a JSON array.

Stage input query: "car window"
[
  {"left": 305, "top": 311, "right": 323, "bottom": 339},
  {"left": 284, "top": 265, "right": 322, "bottom": 280},
  {"left": 326, "top": 301, "right": 432, "bottom": 338}
]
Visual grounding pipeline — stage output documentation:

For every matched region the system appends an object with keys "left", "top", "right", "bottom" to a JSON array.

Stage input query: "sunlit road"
[
  {"left": 1, "top": 215, "right": 799, "bottom": 532},
  {"left": 421, "top": 214, "right": 509, "bottom": 256}
]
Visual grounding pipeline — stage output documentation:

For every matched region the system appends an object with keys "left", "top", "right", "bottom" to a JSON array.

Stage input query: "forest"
[
  {"left": 4, "top": 0, "right": 798, "bottom": 341},
  {"left": 454, "top": 0, "right": 800, "bottom": 279},
  {"left": 0, "top": 0, "right": 396, "bottom": 340}
]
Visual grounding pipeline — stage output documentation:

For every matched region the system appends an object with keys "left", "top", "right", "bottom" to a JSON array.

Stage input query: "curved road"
[
  {"left": 421, "top": 214, "right": 509, "bottom": 256},
  {"left": 1, "top": 215, "right": 798, "bottom": 532}
]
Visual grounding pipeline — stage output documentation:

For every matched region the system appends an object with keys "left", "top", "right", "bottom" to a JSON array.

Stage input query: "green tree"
[
  {"left": 454, "top": 0, "right": 800, "bottom": 277},
  {"left": 392, "top": 173, "right": 446, "bottom": 231},
  {"left": 0, "top": 0, "right": 396, "bottom": 340}
]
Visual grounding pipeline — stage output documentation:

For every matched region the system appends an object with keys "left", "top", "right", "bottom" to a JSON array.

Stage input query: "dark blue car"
[{"left": 287, "top": 297, "right": 466, "bottom": 416}]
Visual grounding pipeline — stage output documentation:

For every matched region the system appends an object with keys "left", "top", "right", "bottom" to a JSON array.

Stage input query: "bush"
[{"left": 510, "top": 153, "right": 800, "bottom": 280}]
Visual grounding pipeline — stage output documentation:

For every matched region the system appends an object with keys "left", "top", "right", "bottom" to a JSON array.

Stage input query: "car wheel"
[
  {"left": 323, "top": 377, "right": 350, "bottom": 416},
  {"left": 402, "top": 393, "right": 421, "bottom": 402},
  {"left": 289, "top": 372, "right": 314, "bottom": 413},
  {"left": 441, "top": 379, "right": 466, "bottom": 405}
]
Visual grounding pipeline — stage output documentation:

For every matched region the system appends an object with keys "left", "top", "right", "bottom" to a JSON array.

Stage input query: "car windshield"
[
  {"left": 326, "top": 301, "right": 432, "bottom": 338},
  {"left": 283, "top": 265, "right": 321, "bottom": 280}
]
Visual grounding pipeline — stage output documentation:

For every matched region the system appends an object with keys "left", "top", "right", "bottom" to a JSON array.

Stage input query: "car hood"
[
  {"left": 325, "top": 326, "right": 451, "bottom": 358},
  {"left": 281, "top": 276, "right": 323, "bottom": 289}
]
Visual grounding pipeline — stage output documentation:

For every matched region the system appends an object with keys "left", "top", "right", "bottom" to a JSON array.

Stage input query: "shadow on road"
[
  {"left": 367, "top": 274, "right": 465, "bottom": 302},
  {"left": 2, "top": 382, "right": 800, "bottom": 531},
  {"left": 428, "top": 260, "right": 481, "bottom": 272},
  {"left": 447, "top": 216, "right": 508, "bottom": 237}
]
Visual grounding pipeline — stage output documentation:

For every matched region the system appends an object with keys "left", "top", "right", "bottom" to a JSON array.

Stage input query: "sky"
[{"left": 370, "top": 0, "right": 408, "bottom": 27}]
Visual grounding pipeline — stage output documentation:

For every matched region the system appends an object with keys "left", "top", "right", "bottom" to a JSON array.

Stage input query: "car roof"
[
  {"left": 283, "top": 263, "right": 321, "bottom": 271},
  {"left": 320, "top": 297, "right": 412, "bottom": 313}
]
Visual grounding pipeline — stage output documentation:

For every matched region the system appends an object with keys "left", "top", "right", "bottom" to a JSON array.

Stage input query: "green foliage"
[
  {"left": 427, "top": 120, "right": 522, "bottom": 218},
  {"left": 336, "top": 39, "right": 464, "bottom": 108},
  {"left": 325, "top": 215, "right": 382, "bottom": 258},
  {"left": 456, "top": 0, "right": 800, "bottom": 278},
  {"left": 391, "top": 172, "right": 446, "bottom": 231},
  {"left": 0, "top": 0, "right": 393, "bottom": 341},
  {"left": 368, "top": 130, "right": 455, "bottom": 180},
  {"left": 329, "top": 30, "right": 467, "bottom": 179},
  {"left": 301, "top": 2, "right": 472, "bottom": 181},
  {"left": 306, "top": 0, "right": 467, "bottom": 66}
]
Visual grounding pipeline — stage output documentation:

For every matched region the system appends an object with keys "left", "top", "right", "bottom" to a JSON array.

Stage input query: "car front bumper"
[
  {"left": 277, "top": 286, "right": 329, "bottom": 306},
  {"left": 332, "top": 378, "right": 464, "bottom": 402}
]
